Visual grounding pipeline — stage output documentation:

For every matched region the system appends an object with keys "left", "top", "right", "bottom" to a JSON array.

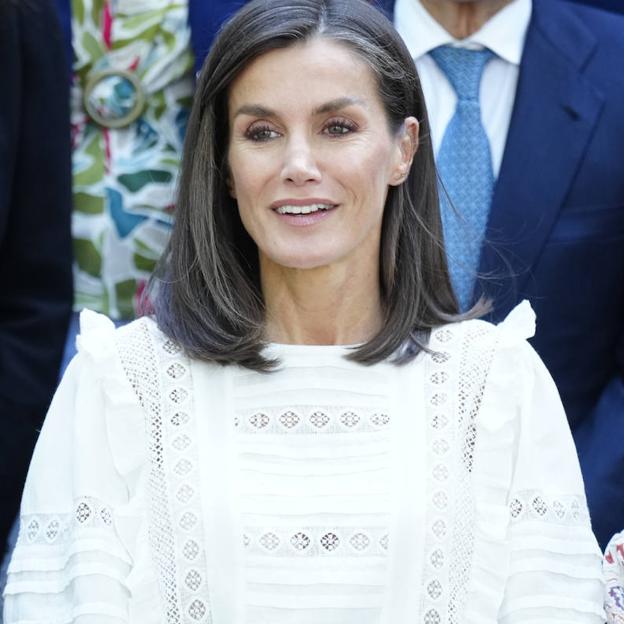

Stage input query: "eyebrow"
[{"left": 233, "top": 96, "right": 367, "bottom": 119}]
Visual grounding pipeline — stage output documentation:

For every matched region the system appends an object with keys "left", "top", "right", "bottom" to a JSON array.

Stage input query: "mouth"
[
  {"left": 270, "top": 199, "right": 339, "bottom": 226},
  {"left": 274, "top": 202, "right": 337, "bottom": 215}
]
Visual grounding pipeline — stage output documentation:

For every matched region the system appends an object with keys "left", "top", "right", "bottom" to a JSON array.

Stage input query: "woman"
[{"left": 3, "top": 0, "right": 604, "bottom": 622}]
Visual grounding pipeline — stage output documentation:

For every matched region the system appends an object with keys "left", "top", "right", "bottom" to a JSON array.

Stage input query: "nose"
[{"left": 280, "top": 135, "right": 321, "bottom": 186}]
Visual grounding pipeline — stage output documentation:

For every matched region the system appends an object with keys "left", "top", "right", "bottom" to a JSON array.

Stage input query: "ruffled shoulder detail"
[
  {"left": 416, "top": 312, "right": 529, "bottom": 622},
  {"left": 457, "top": 300, "right": 535, "bottom": 348},
  {"left": 3, "top": 311, "right": 163, "bottom": 622},
  {"left": 75, "top": 310, "right": 149, "bottom": 487},
  {"left": 495, "top": 299, "right": 536, "bottom": 346},
  {"left": 462, "top": 303, "right": 537, "bottom": 622},
  {"left": 79, "top": 313, "right": 199, "bottom": 620},
  {"left": 464, "top": 300, "right": 603, "bottom": 622},
  {"left": 76, "top": 308, "right": 115, "bottom": 352},
  {"left": 75, "top": 310, "right": 160, "bottom": 603}
]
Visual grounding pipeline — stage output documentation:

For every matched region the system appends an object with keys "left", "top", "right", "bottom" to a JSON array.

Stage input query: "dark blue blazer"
[
  {"left": 477, "top": 0, "right": 624, "bottom": 551},
  {"left": 568, "top": 0, "right": 624, "bottom": 12},
  {"left": 58, "top": 0, "right": 624, "bottom": 548},
  {"left": 386, "top": 0, "right": 624, "bottom": 552},
  {"left": 0, "top": 0, "right": 73, "bottom": 545}
]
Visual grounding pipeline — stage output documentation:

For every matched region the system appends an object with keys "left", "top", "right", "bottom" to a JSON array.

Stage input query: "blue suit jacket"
[
  {"left": 387, "top": 0, "right": 624, "bottom": 551},
  {"left": 477, "top": 0, "right": 624, "bottom": 551},
  {"left": 58, "top": 0, "right": 624, "bottom": 548},
  {"left": 482, "top": 0, "right": 624, "bottom": 550}
]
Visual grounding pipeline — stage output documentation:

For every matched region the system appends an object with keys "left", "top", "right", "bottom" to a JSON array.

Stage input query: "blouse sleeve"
[
  {"left": 3, "top": 312, "right": 135, "bottom": 623},
  {"left": 494, "top": 326, "right": 605, "bottom": 622}
]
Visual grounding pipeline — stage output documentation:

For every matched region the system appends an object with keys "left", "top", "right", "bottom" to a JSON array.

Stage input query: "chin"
[
  {"left": 268, "top": 248, "right": 340, "bottom": 271},
  {"left": 277, "top": 256, "right": 335, "bottom": 271}
]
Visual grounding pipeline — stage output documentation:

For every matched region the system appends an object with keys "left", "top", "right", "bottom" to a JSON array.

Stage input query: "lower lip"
[{"left": 274, "top": 206, "right": 337, "bottom": 227}]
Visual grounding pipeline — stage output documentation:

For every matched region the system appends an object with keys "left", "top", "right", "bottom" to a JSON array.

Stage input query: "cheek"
[
  {"left": 369, "top": 142, "right": 397, "bottom": 180},
  {"left": 229, "top": 158, "right": 263, "bottom": 209},
  {"left": 229, "top": 149, "right": 276, "bottom": 202},
  {"left": 341, "top": 143, "right": 395, "bottom": 200},
  {"left": 229, "top": 166, "right": 275, "bottom": 246}
]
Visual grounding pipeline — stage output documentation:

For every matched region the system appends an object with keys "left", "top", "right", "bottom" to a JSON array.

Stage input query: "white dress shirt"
[{"left": 394, "top": 0, "right": 532, "bottom": 177}]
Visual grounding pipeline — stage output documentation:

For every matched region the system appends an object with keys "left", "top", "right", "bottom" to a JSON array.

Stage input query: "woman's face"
[{"left": 227, "top": 37, "right": 417, "bottom": 272}]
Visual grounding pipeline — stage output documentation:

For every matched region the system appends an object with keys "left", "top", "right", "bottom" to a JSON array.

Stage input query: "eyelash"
[
  {"left": 245, "top": 118, "right": 357, "bottom": 142},
  {"left": 245, "top": 124, "right": 278, "bottom": 142},
  {"left": 323, "top": 118, "right": 357, "bottom": 136}
]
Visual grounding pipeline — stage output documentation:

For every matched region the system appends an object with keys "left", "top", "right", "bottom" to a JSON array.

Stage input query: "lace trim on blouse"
[
  {"left": 418, "top": 322, "right": 496, "bottom": 623},
  {"left": 18, "top": 497, "right": 115, "bottom": 547},
  {"left": 117, "top": 321, "right": 213, "bottom": 623},
  {"left": 242, "top": 526, "right": 390, "bottom": 558}
]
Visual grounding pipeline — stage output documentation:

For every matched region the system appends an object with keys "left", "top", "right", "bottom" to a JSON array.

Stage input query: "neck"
[
  {"left": 420, "top": 0, "right": 513, "bottom": 39},
  {"left": 260, "top": 257, "right": 383, "bottom": 346}
]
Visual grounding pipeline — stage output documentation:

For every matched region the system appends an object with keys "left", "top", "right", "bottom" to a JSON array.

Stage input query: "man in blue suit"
[
  {"left": 383, "top": 0, "right": 624, "bottom": 551},
  {"left": 193, "top": 0, "right": 624, "bottom": 549}
]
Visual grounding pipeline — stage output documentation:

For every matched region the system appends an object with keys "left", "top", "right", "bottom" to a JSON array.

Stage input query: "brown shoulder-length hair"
[{"left": 151, "top": 0, "right": 481, "bottom": 371}]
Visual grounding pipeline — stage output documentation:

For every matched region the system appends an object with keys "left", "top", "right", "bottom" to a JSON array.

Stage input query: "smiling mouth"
[{"left": 274, "top": 203, "right": 337, "bottom": 215}]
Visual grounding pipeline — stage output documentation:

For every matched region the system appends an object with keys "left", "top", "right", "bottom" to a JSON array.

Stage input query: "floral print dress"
[
  {"left": 605, "top": 531, "right": 624, "bottom": 623},
  {"left": 71, "top": 0, "right": 194, "bottom": 319}
]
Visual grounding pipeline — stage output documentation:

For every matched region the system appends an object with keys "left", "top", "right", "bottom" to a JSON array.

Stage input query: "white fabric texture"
[
  {"left": 394, "top": 0, "right": 532, "bottom": 177},
  {"left": 3, "top": 302, "right": 604, "bottom": 623}
]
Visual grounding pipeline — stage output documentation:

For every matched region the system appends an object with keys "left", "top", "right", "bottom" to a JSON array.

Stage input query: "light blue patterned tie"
[{"left": 429, "top": 45, "right": 495, "bottom": 311}]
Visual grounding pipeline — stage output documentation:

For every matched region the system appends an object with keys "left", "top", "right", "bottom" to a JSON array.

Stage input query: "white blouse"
[{"left": 3, "top": 302, "right": 605, "bottom": 623}]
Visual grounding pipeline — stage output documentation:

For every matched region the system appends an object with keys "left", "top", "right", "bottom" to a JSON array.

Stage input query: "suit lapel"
[{"left": 477, "top": 0, "right": 604, "bottom": 318}]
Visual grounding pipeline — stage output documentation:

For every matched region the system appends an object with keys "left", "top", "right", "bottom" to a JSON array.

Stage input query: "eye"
[
  {"left": 245, "top": 123, "right": 280, "bottom": 142},
  {"left": 323, "top": 118, "right": 357, "bottom": 136}
]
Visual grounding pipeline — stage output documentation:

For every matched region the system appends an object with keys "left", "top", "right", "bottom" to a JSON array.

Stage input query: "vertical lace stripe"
[{"left": 117, "top": 320, "right": 213, "bottom": 623}]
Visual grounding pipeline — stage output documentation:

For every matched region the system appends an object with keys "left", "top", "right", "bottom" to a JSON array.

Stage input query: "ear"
[{"left": 389, "top": 117, "right": 419, "bottom": 186}]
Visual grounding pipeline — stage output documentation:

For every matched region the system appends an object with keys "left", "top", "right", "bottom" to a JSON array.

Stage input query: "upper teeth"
[{"left": 276, "top": 203, "right": 334, "bottom": 215}]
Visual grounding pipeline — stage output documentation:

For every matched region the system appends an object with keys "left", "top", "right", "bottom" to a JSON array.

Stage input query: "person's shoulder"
[
  {"left": 76, "top": 310, "right": 176, "bottom": 372},
  {"left": 77, "top": 309, "right": 158, "bottom": 346},
  {"left": 434, "top": 301, "right": 536, "bottom": 355},
  {"left": 426, "top": 302, "right": 538, "bottom": 394},
  {"left": 76, "top": 309, "right": 200, "bottom": 406}
]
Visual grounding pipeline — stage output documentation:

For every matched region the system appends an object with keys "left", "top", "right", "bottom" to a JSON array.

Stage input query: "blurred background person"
[
  {"left": 604, "top": 530, "right": 624, "bottom": 623},
  {"left": 0, "top": 0, "right": 73, "bottom": 605},
  {"left": 386, "top": 0, "right": 624, "bottom": 551},
  {"left": 193, "top": 0, "right": 624, "bottom": 64},
  {"left": 54, "top": 0, "right": 195, "bottom": 367}
]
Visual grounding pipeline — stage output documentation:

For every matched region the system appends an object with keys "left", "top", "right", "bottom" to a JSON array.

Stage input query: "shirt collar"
[{"left": 395, "top": 0, "right": 532, "bottom": 66}]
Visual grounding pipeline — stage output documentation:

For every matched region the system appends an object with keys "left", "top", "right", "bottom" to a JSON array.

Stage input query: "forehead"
[{"left": 227, "top": 37, "right": 381, "bottom": 113}]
